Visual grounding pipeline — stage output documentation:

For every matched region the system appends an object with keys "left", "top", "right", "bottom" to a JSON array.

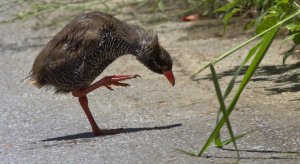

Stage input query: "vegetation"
[
  {"left": 148, "top": 0, "right": 300, "bottom": 159},
  {"left": 190, "top": 0, "right": 300, "bottom": 159}
]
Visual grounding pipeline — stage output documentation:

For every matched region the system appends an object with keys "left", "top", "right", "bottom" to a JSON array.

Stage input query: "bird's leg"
[
  {"left": 77, "top": 95, "right": 124, "bottom": 136},
  {"left": 72, "top": 74, "right": 140, "bottom": 97},
  {"left": 78, "top": 96, "right": 102, "bottom": 135},
  {"left": 72, "top": 74, "right": 140, "bottom": 136}
]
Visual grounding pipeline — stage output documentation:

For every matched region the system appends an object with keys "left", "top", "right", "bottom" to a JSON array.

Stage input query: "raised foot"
[
  {"left": 93, "top": 128, "right": 125, "bottom": 136},
  {"left": 108, "top": 74, "right": 141, "bottom": 79},
  {"left": 101, "top": 74, "right": 141, "bottom": 90},
  {"left": 72, "top": 74, "right": 141, "bottom": 97}
]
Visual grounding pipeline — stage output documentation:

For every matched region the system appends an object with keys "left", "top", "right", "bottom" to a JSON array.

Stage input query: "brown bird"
[{"left": 29, "top": 12, "right": 175, "bottom": 136}]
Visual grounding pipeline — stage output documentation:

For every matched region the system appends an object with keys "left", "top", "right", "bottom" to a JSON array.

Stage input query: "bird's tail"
[
  {"left": 28, "top": 79, "right": 44, "bottom": 88},
  {"left": 21, "top": 71, "right": 44, "bottom": 88}
]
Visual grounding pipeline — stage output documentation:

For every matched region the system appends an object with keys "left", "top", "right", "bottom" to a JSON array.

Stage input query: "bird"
[{"left": 29, "top": 12, "right": 175, "bottom": 136}]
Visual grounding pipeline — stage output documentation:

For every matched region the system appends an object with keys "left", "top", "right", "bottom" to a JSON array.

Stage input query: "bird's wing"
[
  {"left": 44, "top": 20, "right": 104, "bottom": 66},
  {"left": 30, "top": 12, "right": 118, "bottom": 85}
]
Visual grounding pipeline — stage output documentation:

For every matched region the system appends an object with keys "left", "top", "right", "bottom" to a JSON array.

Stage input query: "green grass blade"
[
  {"left": 176, "top": 149, "right": 197, "bottom": 157},
  {"left": 210, "top": 64, "right": 240, "bottom": 159},
  {"left": 214, "top": 130, "right": 223, "bottom": 147},
  {"left": 156, "top": 0, "right": 165, "bottom": 11},
  {"left": 236, "top": 28, "right": 278, "bottom": 94},
  {"left": 294, "top": 2, "right": 300, "bottom": 9},
  {"left": 214, "top": 42, "right": 260, "bottom": 147},
  {"left": 223, "top": 43, "right": 261, "bottom": 99},
  {"left": 197, "top": 27, "right": 279, "bottom": 157},
  {"left": 282, "top": 45, "right": 296, "bottom": 65},
  {"left": 220, "top": 131, "right": 253, "bottom": 146},
  {"left": 191, "top": 10, "right": 300, "bottom": 79}
]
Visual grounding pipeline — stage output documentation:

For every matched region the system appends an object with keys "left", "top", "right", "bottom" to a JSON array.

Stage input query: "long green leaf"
[
  {"left": 220, "top": 131, "right": 253, "bottom": 146},
  {"left": 214, "top": 42, "right": 261, "bottom": 147},
  {"left": 283, "top": 45, "right": 296, "bottom": 65},
  {"left": 256, "top": 16, "right": 278, "bottom": 34},
  {"left": 223, "top": 43, "right": 261, "bottom": 100},
  {"left": 156, "top": 0, "right": 165, "bottom": 11},
  {"left": 197, "top": 27, "right": 279, "bottom": 157},
  {"left": 214, "top": 135, "right": 223, "bottom": 148},
  {"left": 176, "top": 149, "right": 197, "bottom": 157},
  {"left": 191, "top": 10, "right": 300, "bottom": 79},
  {"left": 210, "top": 64, "right": 240, "bottom": 159}
]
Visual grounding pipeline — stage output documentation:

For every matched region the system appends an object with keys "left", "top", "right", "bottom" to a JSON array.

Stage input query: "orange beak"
[{"left": 163, "top": 71, "right": 175, "bottom": 86}]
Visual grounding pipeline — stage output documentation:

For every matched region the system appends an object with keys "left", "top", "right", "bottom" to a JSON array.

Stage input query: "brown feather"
[{"left": 29, "top": 12, "right": 172, "bottom": 93}]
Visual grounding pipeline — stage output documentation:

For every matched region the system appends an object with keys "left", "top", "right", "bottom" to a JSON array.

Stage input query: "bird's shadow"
[{"left": 41, "top": 123, "right": 182, "bottom": 142}]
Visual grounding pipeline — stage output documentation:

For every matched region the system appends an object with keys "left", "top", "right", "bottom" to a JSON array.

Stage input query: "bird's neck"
[
  {"left": 116, "top": 24, "right": 155, "bottom": 58},
  {"left": 94, "top": 23, "right": 155, "bottom": 61}
]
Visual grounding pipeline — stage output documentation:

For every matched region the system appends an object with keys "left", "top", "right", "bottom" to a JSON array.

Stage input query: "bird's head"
[{"left": 136, "top": 34, "right": 175, "bottom": 86}]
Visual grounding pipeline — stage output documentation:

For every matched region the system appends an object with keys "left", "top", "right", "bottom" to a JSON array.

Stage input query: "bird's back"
[{"left": 29, "top": 12, "right": 144, "bottom": 93}]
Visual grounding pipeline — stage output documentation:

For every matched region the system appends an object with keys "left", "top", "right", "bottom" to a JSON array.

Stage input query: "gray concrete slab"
[{"left": 0, "top": 2, "right": 299, "bottom": 163}]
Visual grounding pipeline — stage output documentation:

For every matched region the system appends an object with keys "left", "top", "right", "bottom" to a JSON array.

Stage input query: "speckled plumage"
[{"left": 29, "top": 12, "right": 172, "bottom": 93}]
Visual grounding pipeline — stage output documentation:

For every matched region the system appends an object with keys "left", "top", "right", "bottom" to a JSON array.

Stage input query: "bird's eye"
[
  {"left": 161, "top": 66, "right": 167, "bottom": 70},
  {"left": 153, "top": 60, "right": 158, "bottom": 66},
  {"left": 153, "top": 60, "right": 167, "bottom": 70}
]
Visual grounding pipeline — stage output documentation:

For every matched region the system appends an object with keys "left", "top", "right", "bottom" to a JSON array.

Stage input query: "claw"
[
  {"left": 112, "top": 81, "right": 130, "bottom": 87},
  {"left": 105, "top": 86, "right": 113, "bottom": 90},
  {"left": 110, "top": 74, "right": 141, "bottom": 82},
  {"left": 75, "top": 74, "right": 140, "bottom": 95},
  {"left": 104, "top": 81, "right": 131, "bottom": 91}
]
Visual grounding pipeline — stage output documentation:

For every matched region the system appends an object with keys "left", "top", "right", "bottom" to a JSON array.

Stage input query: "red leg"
[
  {"left": 78, "top": 96, "right": 102, "bottom": 135},
  {"left": 72, "top": 74, "right": 139, "bottom": 135},
  {"left": 78, "top": 95, "right": 124, "bottom": 136},
  {"left": 72, "top": 74, "right": 140, "bottom": 97}
]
